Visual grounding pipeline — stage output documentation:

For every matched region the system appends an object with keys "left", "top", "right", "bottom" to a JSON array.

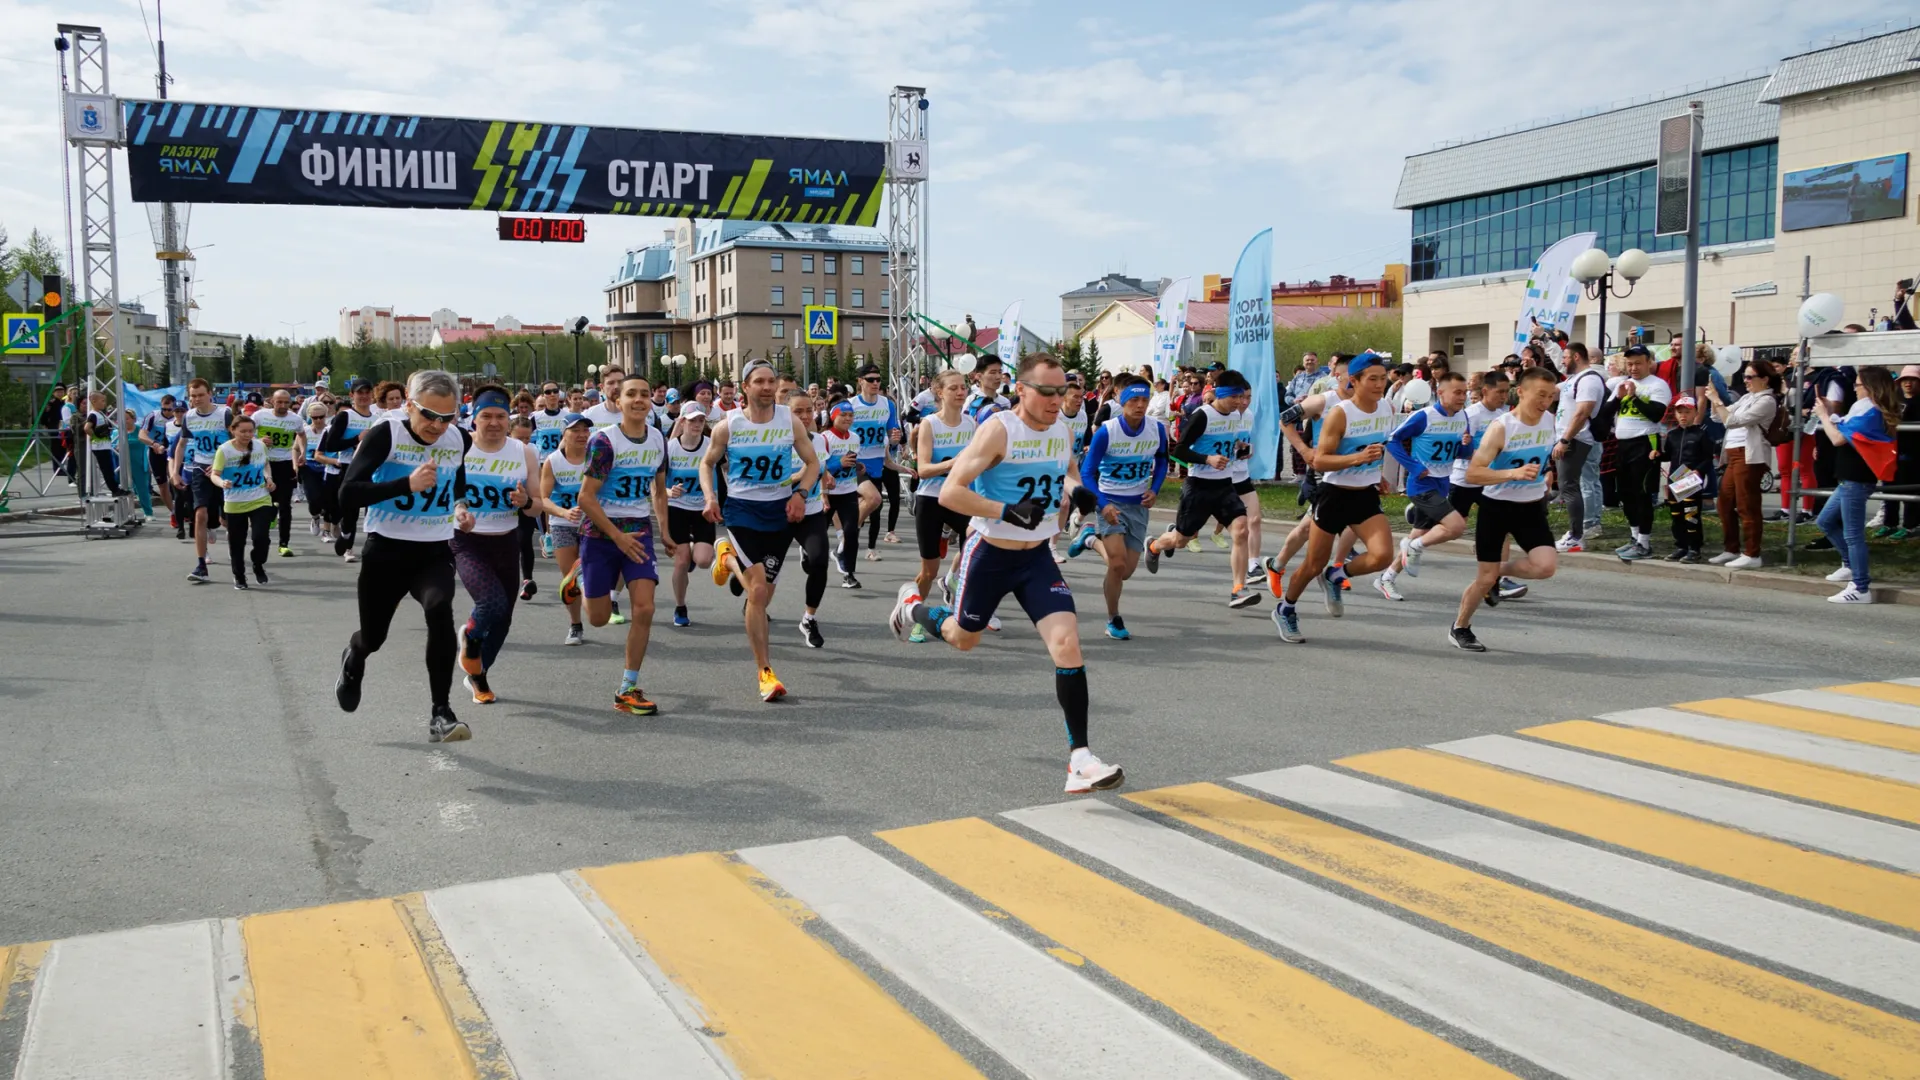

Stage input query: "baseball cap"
[
  {"left": 856, "top": 362, "right": 883, "bottom": 379},
  {"left": 1348, "top": 351, "right": 1387, "bottom": 376},
  {"left": 1899, "top": 365, "right": 1920, "bottom": 380},
  {"left": 681, "top": 403, "right": 708, "bottom": 420},
  {"left": 563, "top": 412, "right": 591, "bottom": 427},
  {"left": 665, "top": 388, "right": 681, "bottom": 403},
  {"left": 1674, "top": 395, "right": 1698, "bottom": 408},
  {"left": 349, "top": 378, "right": 374, "bottom": 392},
  {"left": 1622, "top": 344, "right": 1652, "bottom": 359}
]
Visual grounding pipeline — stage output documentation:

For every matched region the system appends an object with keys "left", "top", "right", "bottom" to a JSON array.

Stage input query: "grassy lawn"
[{"left": 1153, "top": 477, "right": 1920, "bottom": 585}]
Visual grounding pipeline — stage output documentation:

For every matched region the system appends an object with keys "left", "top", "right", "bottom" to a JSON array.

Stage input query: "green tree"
[
  {"left": 348, "top": 325, "right": 377, "bottom": 380},
  {"left": 1272, "top": 311, "right": 1402, "bottom": 377},
  {"left": 9, "top": 228, "right": 64, "bottom": 281},
  {"left": 1079, "top": 338, "right": 1105, "bottom": 384},
  {"left": 238, "top": 335, "right": 265, "bottom": 384},
  {"left": 313, "top": 340, "right": 335, "bottom": 384}
]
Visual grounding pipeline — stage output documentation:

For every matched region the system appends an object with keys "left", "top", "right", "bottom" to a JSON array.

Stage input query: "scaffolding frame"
[{"left": 885, "top": 86, "right": 927, "bottom": 407}]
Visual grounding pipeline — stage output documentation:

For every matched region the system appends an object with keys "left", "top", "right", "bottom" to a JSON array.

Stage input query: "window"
[
  {"left": 850, "top": 256, "right": 864, "bottom": 274},
  {"left": 825, "top": 255, "right": 837, "bottom": 273},
  {"left": 771, "top": 319, "right": 785, "bottom": 339},
  {"left": 802, "top": 287, "right": 815, "bottom": 306},
  {"left": 801, "top": 254, "right": 815, "bottom": 273},
  {"left": 770, "top": 286, "right": 785, "bottom": 306},
  {"left": 824, "top": 289, "right": 837, "bottom": 307},
  {"left": 880, "top": 289, "right": 890, "bottom": 310},
  {"left": 770, "top": 252, "right": 783, "bottom": 271},
  {"left": 851, "top": 321, "right": 866, "bottom": 341},
  {"left": 1451, "top": 336, "right": 1465, "bottom": 358},
  {"left": 880, "top": 257, "right": 889, "bottom": 274},
  {"left": 851, "top": 289, "right": 864, "bottom": 308},
  {"left": 881, "top": 325, "right": 892, "bottom": 340}
]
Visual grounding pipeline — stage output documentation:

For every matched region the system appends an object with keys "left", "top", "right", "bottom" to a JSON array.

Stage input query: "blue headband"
[
  {"left": 472, "top": 389, "right": 511, "bottom": 413},
  {"left": 1118, "top": 383, "right": 1151, "bottom": 404}
]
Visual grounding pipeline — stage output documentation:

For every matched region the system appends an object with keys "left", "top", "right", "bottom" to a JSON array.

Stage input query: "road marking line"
[
  {"left": 1007, "top": 800, "right": 1779, "bottom": 1080},
  {"left": 742, "top": 834, "right": 1240, "bottom": 1080},
  {"left": 1232, "top": 765, "right": 1920, "bottom": 1010},
  {"left": 437, "top": 801, "right": 479, "bottom": 831},
  {"left": 581, "top": 851, "right": 984, "bottom": 1080},
  {"left": 1147, "top": 778, "right": 1920, "bottom": 1080},
  {"left": 1757, "top": 689, "right": 1920, "bottom": 729},
  {"left": 1833, "top": 682, "right": 1920, "bottom": 708},
  {"left": 1433, "top": 734, "right": 1920, "bottom": 873},
  {"left": 1680, "top": 697, "right": 1920, "bottom": 752},
  {"left": 16, "top": 920, "right": 223, "bottom": 1080},
  {"left": 1341, "top": 747, "right": 1920, "bottom": 932},
  {"left": 242, "top": 897, "right": 475, "bottom": 1080},
  {"left": 425, "top": 873, "right": 725, "bottom": 1080},
  {"left": 883, "top": 815, "right": 1511, "bottom": 1080},
  {"left": 393, "top": 895, "right": 515, "bottom": 1080},
  {"left": 0, "top": 942, "right": 50, "bottom": 1080},
  {"left": 1523, "top": 720, "right": 1920, "bottom": 824},
  {"left": 1597, "top": 707, "right": 1920, "bottom": 786}
]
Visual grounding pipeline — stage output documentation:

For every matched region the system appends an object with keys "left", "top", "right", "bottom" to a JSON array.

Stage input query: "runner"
[
  {"left": 333, "top": 369, "right": 473, "bottom": 743},
  {"left": 1225, "top": 383, "right": 1266, "bottom": 587},
  {"left": 538, "top": 412, "right": 592, "bottom": 645},
  {"left": 848, "top": 363, "right": 904, "bottom": 560},
  {"left": 1272, "top": 352, "right": 1396, "bottom": 643},
  {"left": 820, "top": 400, "right": 874, "bottom": 587},
  {"left": 1144, "top": 369, "right": 1257, "bottom": 608},
  {"left": 251, "top": 389, "right": 303, "bottom": 558},
  {"left": 1052, "top": 375, "right": 1095, "bottom": 560},
  {"left": 138, "top": 396, "right": 174, "bottom": 512},
  {"left": 910, "top": 371, "right": 977, "bottom": 643},
  {"left": 168, "top": 378, "right": 232, "bottom": 584},
  {"left": 965, "top": 356, "right": 1012, "bottom": 420},
  {"left": 1069, "top": 373, "right": 1170, "bottom": 639},
  {"left": 1264, "top": 355, "right": 1352, "bottom": 593},
  {"left": 299, "top": 401, "right": 336, "bottom": 545},
  {"left": 700, "top": 359, "right": 821, "bottom": 702},
  {"left": 887, "top": 352, "right": 1124, "bottom": 794},
  {"left": 572, "top": 372, "right": 674, "bottom": 715},
  {"left": 1450, "top": 367, "right": 1562, "bottom": 651},
  {"left": 208, "top": 413, "right": 274, "bottom": 590},
  {"left": 579, "top": 367, "right": 631, "bottom": 625},
  {"left": 451, "top": 388, "right": 539, "bottom": 706},
  {"left": 508, "top": 413, "right": 542, "bottom": 599},
  {"left": 319, "top": 379, "right": 381, "bottom": 563},
  {"left": 788, "top": 390, "right": 835, "bottom": 647},
  {"left": 164, "top": 403, "right": 194, "bottom": 541},
  {"left": 1374, "top": 371, "right": 1469, "bottom": 601},
  {"left": 663, "top": 404, "right": 717, "bottom": 627},
  {"left": 530, "top": 387, "right": 569, "bottom": 558}
]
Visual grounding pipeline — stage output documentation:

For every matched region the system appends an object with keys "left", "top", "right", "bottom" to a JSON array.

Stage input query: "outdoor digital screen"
[{"left": 1781, "top": 153, "right": 1909, "bottom": 231}]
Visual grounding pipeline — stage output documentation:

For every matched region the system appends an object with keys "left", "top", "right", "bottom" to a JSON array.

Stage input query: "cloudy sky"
[{"left": 0, "top": 0, "right": 1901, "bottom": 344}]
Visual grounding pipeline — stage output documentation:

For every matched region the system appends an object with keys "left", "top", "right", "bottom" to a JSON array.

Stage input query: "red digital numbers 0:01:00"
[{"left": 496, "top": 216, "right": 586, "bottom": 243}]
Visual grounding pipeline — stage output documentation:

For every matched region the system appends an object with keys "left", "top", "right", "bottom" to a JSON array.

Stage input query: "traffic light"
[{"left": 40, "top": 274, "right": 63, "bottom": 323}]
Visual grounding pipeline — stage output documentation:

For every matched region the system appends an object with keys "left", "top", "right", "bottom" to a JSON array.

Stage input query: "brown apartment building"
[{"left": 606, "top": 220, "right": 893, "bottom": 377}]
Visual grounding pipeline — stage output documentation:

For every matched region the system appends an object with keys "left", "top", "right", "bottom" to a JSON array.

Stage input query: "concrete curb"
[
  {"left": 0, "top": 505, "right": 84, "bottom": 526},
  {"left": 1144, "top": 508, "right": 1920, "bottom": 607}
]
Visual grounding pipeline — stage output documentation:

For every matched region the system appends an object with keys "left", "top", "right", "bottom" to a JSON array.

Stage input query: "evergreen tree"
[
  {"left": 1080, "top": 339, "right": 1106, "bottom": 384},
  {"left": 239, "top": 335, "right": 265, "bottom": 385},
  {"left": 348, "top": 325, "right": 377, "bottom": 380}
]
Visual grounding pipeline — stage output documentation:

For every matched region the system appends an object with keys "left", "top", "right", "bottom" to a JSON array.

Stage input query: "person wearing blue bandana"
[
  {"left": 1069, "top": 374, "right": 1169, "bottom": 639},
  {"left": 888, "top": 352, "right": 1124, "bottom": 795},
  {"left": 848, "top": 363, "right": 904, "bottom": 555},
  {"left": 1374, "top": 371, "right": 1470, "bottom": 602},
  {"left": 451, "top": 387, "right": 540, "bottom": 707}
]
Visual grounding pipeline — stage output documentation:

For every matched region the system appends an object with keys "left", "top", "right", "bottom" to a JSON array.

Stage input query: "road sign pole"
[{"left": 1679, "top": 101, "right": 1704, "bottom": 394}]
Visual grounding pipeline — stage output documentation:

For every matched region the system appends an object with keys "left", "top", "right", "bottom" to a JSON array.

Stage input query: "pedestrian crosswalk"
[{"left": 4, "top": 677, "right": 1920, "bottom": 1079}]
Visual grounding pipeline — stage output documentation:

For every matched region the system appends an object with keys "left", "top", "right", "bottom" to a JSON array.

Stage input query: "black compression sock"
[
  {"left": 910, "top": 602, "right": 947, "bottom": 634},
  {"left": 1056, "top": 666, "right": 1090, "bottom": 751}
]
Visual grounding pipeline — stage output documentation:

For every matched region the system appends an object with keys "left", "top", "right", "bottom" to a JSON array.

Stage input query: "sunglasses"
[
  {"left": 1024, "top": 384, "right": 1070, "bottom": 398},
  {"left": 412, "top": 403, "right": 459, "bottom": 423},
  {"left": 861, "top": 376, "right": 882, "bottom": 384}
]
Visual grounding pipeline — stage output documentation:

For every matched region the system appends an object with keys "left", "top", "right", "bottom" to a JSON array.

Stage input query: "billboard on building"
[
  {"left": 121, "top": 100, "right": 887, "bottom": 226},
  {"left": 1781, "top": 153, "right": 1908, "bottom": 232}
]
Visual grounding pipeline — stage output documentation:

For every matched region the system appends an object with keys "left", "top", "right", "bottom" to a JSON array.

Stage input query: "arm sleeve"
[
  {"left": 1639, "top": 397, "right": 1669, "bottom": 425},
  {"left": 1079, "top": 425, "right": 1108, "bottom": 492},
  {"left": 319, "top": 411, "right": 347, "bottom": 453},
  {"left": 1150, "top": 424, "right": 1170, "bottom": 493},
  {"left": 337, "top": 421, "right": 407, "bottom": 513},
  {"left": 1385, "top": 411, "right": 1428, "bottom": 474},
  {"left": 1169, "top": 410, "right": 1210, "bottom": 466}
]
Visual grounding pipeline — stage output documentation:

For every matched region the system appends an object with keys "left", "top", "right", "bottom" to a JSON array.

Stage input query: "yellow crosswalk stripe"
[
  {"left": 0, "top": 941, "right": 45, "bottom": 1022},
  {"left": 1831, "top": 682, "right": 1920, "bottom": 708},
  {"left": 1523, "top": 720, "right": 1920, "bottom": 824},
  {"left": 580, "top": 852, "right": 985, "bottom": 1080},
  {"left": 1679, "top": 697, "right": 1920, "bottom": 753},
  {"left": 242, "top": 898, "right": 476, "bottom": 1080},
  {"left": 1132, "top": 782, "right": 1920, "bottom": 1080},
  {"left": 880, "top": 816, "right": 1514, "bottom": 1080},
  {"left": 1341, "top": 748, "right": 1920, "bottom": 931}
]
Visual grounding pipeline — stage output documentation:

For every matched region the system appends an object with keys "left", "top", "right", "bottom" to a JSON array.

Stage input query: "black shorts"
[
  {"left": 1406, "top": 488, "right": 1458, "bottom": 530},
  {"left": 1474, "top": 496, "right": 1554, "bottom": 562},
  {"left": 952, "top": 534, "right": 1074, "bottom": 634},
  {"left": 1448, "top": 485, "right": 1482, "bottom": 519},
  {"left": 1174, "top": 477, "right": 1244, "bottom": 536},
  {"left": 667, "top": 505, "right": 716, "bottom": 546},
  {"left": 1311, "top": 484, "right": 1383, "bottom": 535},
  {"left": 1233, "top": 478, "right": 1255, "bottom": 497},
  {"left": 728, "top": 523, "right": 794, "bottom": 584},
  {"left": 915, "top": 494, "right": 972, "bottom": 560},
  {"left": 189, "top": 469, "right": 223, "bottom": 511}
]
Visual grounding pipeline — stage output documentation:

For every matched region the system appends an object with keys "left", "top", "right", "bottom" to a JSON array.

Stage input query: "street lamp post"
[
  {"left": 569, "top": 317, "right": 589, "bottom": 388},
  {"left": 1570, "top": 246, "right": 1651, "bottom": 354}
]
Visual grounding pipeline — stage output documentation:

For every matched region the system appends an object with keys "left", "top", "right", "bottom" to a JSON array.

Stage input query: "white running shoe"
[
  {"left": 1707, "top": 551, "right": 1739, "bottom": 565},
  {"left": 342, "top": 551, "right": 358, "bottom": 564},
  {"left": 1400, "top": 537, "right": 1422, "bottom": 577},
  {"left": 888, "top": 582, "right": 921, "bottom": 641},
  {"left": 1725, "top": 554, "right": 1763, "bottom": 570},
  {"left": 563, "top": 624, "right": 584, "bottom": 646},
  {"left": 987, "top": 614, "right": 1002, "bottom": 632},
  {"left": 309, "top": 519, "right": 321, "bottom": 536},
  {"left": 1828, "top": 584, "right": 1873, "bottom": 604},
  {"left": 1373, "top": 575, "right": 1404, "bottom": 602},
  {"left": 1064, "top": 752, "right": 1124, "bottom": 794},
  {"left": 1825, "top": 565, "right": 1853, "bottom": 582},
  {"left": 1554, "top": 534, "right": 1585, "bottom": 554}
]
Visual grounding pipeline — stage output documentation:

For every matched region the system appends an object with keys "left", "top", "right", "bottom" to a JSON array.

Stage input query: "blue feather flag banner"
[{"left": 1227, "top": 228, "right": 1278, "bottom": 479}]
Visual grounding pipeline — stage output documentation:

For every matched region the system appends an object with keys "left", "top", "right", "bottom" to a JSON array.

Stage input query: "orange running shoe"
[
  {"left": 558, "top": 563, "right": 582, "bottom": 606},
  {"left": 459, "top": 619, "right": 485, "bottom": 676},
  {"left": 614, "top": 684, "right": 657, "bottom": 716},
  {"left": 758, "top": 666, "right": 787, "bottom": 702},
  {"left": 1264, "top": 556, "right": 1285, "bottom": 598}
]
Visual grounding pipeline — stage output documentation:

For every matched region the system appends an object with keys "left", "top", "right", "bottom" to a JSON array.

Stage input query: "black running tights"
[
  {"left": 451, "top": 529, "right": 520, "bottom": 672},
  {"left": 351, "top": 534, "right": 457, "bottom": 708},
  {"left": 269, "top": 461, "right": 297, "bottom": 546},
  {"left": 516, "top": 514, "right": 537, "bottom": 579},
  {"left": 797, "top": 509, "right": 831, "bottom": 609},
  {"left": 830, "top": 493, "right": 862, "bottom": 574},
  {"left": 226, "top": 506, "right": 274, "bottom": 580},
  {"left": 866, "top": 469, "right": 902, "bottom": 548}
]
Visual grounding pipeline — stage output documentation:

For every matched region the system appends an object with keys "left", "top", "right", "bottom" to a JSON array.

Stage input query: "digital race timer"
[{"left": 496, "top": 215, "right": 587, "bottom": 243}]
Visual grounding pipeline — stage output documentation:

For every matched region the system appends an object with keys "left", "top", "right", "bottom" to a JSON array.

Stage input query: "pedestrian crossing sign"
[
  {"left": 3, "top": 313, "right": 45, "bottom": 355},
  {"left": 804, "top": 305, "right": 839, "bottom": 346}
]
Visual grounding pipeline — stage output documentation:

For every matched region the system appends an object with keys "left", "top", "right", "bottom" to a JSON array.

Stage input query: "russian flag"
[{"left": 1838, "top": 406, "right": 1898, "bottom": 482}]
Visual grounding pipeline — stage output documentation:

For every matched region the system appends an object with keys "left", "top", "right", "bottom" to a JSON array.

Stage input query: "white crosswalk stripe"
[
  {"left": 1435, "top": 733, "right": 1920, "bottom": 872},
  {"left": 1599, "top": 706, "right": 1920, "bottom": 784},
  {"left": 1754, "top": 688, "right": 1920, "bottom": 728},
  {"left": 15, "top": 921, "right": 223, "bottom": 1080}
]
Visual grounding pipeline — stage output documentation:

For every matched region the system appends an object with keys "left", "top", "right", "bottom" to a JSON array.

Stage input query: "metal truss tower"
[
  {"left": 58, "top": 24, "right": 137, "bottom": 533},
  {"left": 885, "top": 86, "right": 927, "bottom": 401}
]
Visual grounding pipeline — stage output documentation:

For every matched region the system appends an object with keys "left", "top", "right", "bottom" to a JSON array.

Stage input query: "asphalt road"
[{"left": 2, "top": 513, "right": 1915, "bottom": 945}]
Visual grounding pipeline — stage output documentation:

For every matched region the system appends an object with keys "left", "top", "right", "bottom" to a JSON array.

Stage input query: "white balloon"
[
  {"left": 1714, "top": 345, "right": 1745, "bottom": 380},
  {"left": 1797, "top": 293, "right": 1845, "bottom": 338},
  {"left": 952, "top": 352, "right": 977, "bottom": 375}
]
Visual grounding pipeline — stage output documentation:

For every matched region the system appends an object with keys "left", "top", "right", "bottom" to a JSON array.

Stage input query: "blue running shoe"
[
  {"left": 1067, "top": 522, "right": 1097, "bottom": 559},
  {"left": 1105, "top": 616, "right": 1131, "bottom": 640}
]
